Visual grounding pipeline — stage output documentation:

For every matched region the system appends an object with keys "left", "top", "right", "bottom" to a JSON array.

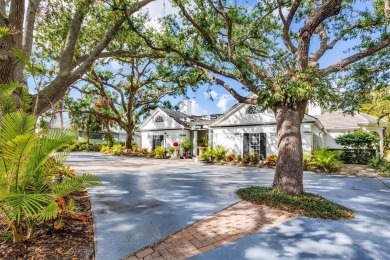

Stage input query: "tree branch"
[
  {"left": 297, "top": 0, "right": 342, "bottom": 70},
  {"left": 75, "top": 50, "right": 164, "bottom": 66},
  {"left": 278, "top": 0, "right": 300, "bottom": 54},
  {"left": 33, "top": 0, "right": 155, "bottom": 115},
  {"left": 199, "top": 67, "right": 257, "bottom": 104},
  {"left": 320, "top": 36, "right": 390, "bottom": 75}
]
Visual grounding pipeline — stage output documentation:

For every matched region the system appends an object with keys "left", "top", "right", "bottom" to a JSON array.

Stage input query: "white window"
[
  {"left": 246, "top": 105, "right": 261, "bottom": 114},
  {"left": 155, "top": 115, "right": 164, "bottom": 123},
  {"left": 312, "top": 134, "right": 321, "bottom": 150},
  {"left": 249, "top": 133, "right": 260, "bottom": 154}
]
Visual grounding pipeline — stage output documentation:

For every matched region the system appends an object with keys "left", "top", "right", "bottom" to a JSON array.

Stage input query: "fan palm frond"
[{"left": 0, "top": 193, "right": 54, "bottom": 225}]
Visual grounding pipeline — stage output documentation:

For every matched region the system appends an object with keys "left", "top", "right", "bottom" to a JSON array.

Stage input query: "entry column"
[{"left": 192, "top": 130, "right": 197, "bottom": 158}]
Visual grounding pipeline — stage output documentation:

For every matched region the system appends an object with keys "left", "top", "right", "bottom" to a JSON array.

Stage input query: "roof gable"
[
  {"left": 211, "top": 104, "right": 275, "bottom": 126},
  {"left": 211, "top": 103, "right": 318, "bottom": 127},
  {"left": 139, "top": 108, "right": 188, "bottom": 131}
]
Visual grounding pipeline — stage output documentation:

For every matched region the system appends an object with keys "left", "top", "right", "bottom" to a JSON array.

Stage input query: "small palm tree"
[
  {"left": 310, "top": 148, "right": 343, "bottom": 173},
  {"left": 0, "top": 112, "right": 101, "bottom": 243}
]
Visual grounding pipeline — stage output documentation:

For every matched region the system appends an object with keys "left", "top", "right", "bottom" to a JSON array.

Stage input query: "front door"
[{"left": 152, "top": 135, "right": 164, "bottom": 150}]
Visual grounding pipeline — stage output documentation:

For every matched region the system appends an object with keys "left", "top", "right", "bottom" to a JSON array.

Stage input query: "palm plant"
[
  {"left": 310, "top": 148, "right": 343, "bottom": 173},
  {"left": 0, "top": 112, "right": 101, "bottom": 243}
]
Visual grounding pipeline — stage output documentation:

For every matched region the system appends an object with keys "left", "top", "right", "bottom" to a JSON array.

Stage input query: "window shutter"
[
  {"left": 243, "top": 133, "right": 249, "bottom": 154},
  {"left": 152, "top": 136, "right": 156, "bottom": 150},
  {"left": 260, "top": 133, "right": 266, "bottom": 160}
]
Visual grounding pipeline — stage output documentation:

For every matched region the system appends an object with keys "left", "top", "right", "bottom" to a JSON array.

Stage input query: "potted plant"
[
  {"left": 198, "top": 137, "right": 207, "bottom": 147},
  {"left": 181, "top": 138, "right": 191, "bottom": 158},
  {"left": 171, "top": 141, "right": 180, "bottom": 158}
]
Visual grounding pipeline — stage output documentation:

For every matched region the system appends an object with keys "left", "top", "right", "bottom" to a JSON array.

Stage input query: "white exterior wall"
[
  {"left": 140, "top": 129, "right": 190, "bottom": 152},
  {"left": 211, "top": 125, "right": 313, "bottom": 156}
]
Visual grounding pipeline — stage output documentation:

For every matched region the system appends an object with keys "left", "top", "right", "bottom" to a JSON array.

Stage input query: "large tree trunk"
[
  {"left": 125, "top": 131, "right": 133, "bottom": 150},
  {"left": 273, "top": 100, "right": 307, "bottom": 194}
]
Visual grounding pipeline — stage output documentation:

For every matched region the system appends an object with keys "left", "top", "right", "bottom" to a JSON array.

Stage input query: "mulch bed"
[{"left": 0, "top": 191, "right": 95, "bottom": 260}]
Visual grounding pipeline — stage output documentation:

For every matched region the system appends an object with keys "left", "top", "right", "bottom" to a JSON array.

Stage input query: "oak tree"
[
  {"left": 128, "top": 0, "right": 390, "bottom": 193},
  {"left": 0, "top": 0, "right": 155, "bottom": 115},
  {"left": 67, "top": 57, "right": 204, "bottom": 149}
]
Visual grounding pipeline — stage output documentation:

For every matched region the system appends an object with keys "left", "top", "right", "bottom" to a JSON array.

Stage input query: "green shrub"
[
  {"left": 70, "top": 141, "right": 103, "bottom": 152},
  {"left": 335, "top": 131, "right": 379, "bottom": 164},
  {"left": 154, "top": 146, "right": 165, "bottom": 158},
  {"left": 236, "top": 154, "right": 242, "bottom": 162},
  {"left": 104, "top": 132, "right": 114, "bottom": 146},
  {"left": 335, "top": 130, "right": 379, "bottom": 149},
  {"left": 310, "top": 148, "right": 343, "bottom": 173},
  {"left": 214, "top": 145, "right": 227, "bottom": 161},
  {"left": 200, "top": 147, "right": 215, "bottom": 162},
  {"left": 180, "top": 138, "right": 191, "bottom": 152},
  {"left": 100, "top": 145, "right": 112, "bottom": 154},
  {"left": 251, "top": 153, "right": 261, "bottom": 164},
  {"left": 369, "top": 158, "right": 390, "bottom": 177},
  {"left": 242, "top": 153, "right": 252, "bottom": 164},
  {"left": 168, "top": 146, "right": 175, "bottom": 155},
  {"left": 265, "top": 154, "right": 278, "bottom": 167},
  {"left": 303, "top": 154, "right": 313, "bottom": 171},
  {"left": 111, "top": 144, "right": 123, "bottom": 156},
  {"left": 225, "top": 154, "right": 236, "bottom": 162},
  {"left": 148, "top": 151, "right": 156, "bottom": 158}
]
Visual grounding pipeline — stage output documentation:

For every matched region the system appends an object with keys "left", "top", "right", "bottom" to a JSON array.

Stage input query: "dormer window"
[
  {"left": 155, "top": 115, "right": 164, "bottom": 123},
  {"left": 246, "top": 105, "right": 261, "bottom": 114}
]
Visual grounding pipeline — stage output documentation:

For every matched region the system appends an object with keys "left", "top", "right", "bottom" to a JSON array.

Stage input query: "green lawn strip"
[{"left": 237, "top": 187, "right": 354, "bottom": 220}]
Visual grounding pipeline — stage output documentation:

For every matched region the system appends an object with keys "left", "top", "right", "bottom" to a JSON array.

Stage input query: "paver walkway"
[{"left": 124, "top": 201, "right": 294, "bottom": 260}]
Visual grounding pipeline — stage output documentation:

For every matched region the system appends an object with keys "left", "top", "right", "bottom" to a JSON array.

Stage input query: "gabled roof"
[
  {"left": 210, "top": 101, "right": 319, "bottom": 127},
  {"left": 160, "top": 108, "right": 190, "bottom": 127},
  {"left": 315, "top": 112, "right": 387, "bottom": 130}
]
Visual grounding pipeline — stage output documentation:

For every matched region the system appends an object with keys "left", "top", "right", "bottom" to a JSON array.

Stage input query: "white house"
[{"left": 137, "top": 100, "right": 387, "bottom": 158}]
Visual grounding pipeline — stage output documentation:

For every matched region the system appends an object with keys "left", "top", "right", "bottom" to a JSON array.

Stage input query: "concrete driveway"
[{"left": 66, "top": 153, "right": 390, "bottom": 260}]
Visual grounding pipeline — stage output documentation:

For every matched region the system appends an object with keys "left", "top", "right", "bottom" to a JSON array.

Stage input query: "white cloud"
[
  {"left": 144, "top": 0, "right": 178, "bottom": 18},
  {"left": 203, "top": 90, "right": 218, "bottom": 100},
  {"left": 272, "top": 7, "right": 289, "bottom": 17},
  {"left": 217, "top": 94, "right": 235, "bottom": 112},
  {"left": 191, "top": 100, "right": 208, "bottom": 115},
  {"left": 109, "top": 60, "right": 121, "bottom": 71},
  {"left": 139, "top": 0, "right": 179, "bottom": 31}
]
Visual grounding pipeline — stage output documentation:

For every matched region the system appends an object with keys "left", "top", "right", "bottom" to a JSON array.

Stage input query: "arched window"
[
  {"left": 246, "top": 105, "right": 261, "bottom": 114},
  {"left": 155, "top": 115, "right": 164, "bottom": 123}
]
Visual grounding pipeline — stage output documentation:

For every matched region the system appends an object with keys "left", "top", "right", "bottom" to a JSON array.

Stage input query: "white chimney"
[
  {"left": 308, "top": 102, "right": 322, "bottom": 116},
  {"left": 179, "top": 100, "right": 193, "bottom": 115}
]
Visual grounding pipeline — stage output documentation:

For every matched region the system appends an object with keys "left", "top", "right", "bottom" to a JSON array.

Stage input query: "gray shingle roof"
[
  {"left": 160, "top": 108, "right": 190, "bottom": 126},
  {"left": 315, "top": 112, "right": 385, "bottom": 129}
]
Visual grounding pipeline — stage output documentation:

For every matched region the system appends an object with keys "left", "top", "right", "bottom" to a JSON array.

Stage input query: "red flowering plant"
[
  {"left": 173, "top": 141, "right": 179, "bottom": 146},
  {"left": 199, "top": 142, "right": 205, "bottom": 147}
]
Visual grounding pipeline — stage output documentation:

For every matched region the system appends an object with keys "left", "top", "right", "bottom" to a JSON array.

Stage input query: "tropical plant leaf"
[
  {"left": 0, "top": 193, "right": 54, "bottom": 224},
  {"left": 0, "top": 112, "right": 36, "bottom": 144},
  {"left": 0, "top": 27, "right": 12, "bottom": 38},
  {"left": 34, "top": 201, "right": 59, "bottom": 222}
]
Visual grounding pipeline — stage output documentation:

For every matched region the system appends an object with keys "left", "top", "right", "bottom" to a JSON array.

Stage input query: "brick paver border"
[{"left": 123, "top": 201, "right": 294, "bottom": 260}]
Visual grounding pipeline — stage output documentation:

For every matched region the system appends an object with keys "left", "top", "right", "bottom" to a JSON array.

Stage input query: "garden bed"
[
  {"left": 237, "top": 187, "right": 354, "bottom": 220},
  {"left": 0, "top": 190, "right": 95, "bottom": 260}
]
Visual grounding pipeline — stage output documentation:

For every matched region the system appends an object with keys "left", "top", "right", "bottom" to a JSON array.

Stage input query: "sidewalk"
[{"left": 124, "top": 201, "right": 294, "bottom": 260}]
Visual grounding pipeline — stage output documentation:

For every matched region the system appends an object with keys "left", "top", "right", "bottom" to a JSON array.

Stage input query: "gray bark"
[{"left": 273, "top": 101, "right": 307, "bottom": 194}]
